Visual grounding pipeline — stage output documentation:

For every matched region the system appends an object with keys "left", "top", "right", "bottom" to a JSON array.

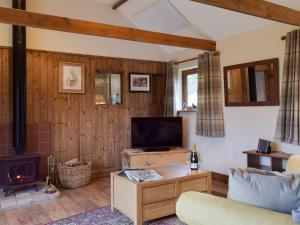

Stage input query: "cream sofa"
[{"left": 176, "top": 155, "right": 300, "bottom": 225}]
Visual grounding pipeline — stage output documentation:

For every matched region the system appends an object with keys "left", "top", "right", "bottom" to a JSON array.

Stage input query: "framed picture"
[
  {"left": 59, "top": 62, "right": 85, "bottom": 93},
  {"left": 129, "top": 73, "right": 151, "bottom": 92}
]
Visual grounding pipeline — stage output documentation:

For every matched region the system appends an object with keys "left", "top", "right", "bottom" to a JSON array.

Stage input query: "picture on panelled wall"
[
  {"left": 59, "top": 62, "right": 85, "bottom": 93},
  {"left": 129, "top": 73, "right": 151, "bottom": 92}
]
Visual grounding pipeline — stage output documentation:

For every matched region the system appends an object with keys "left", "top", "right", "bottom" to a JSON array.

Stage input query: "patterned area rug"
[{"left": 48, "top": 206, "right": 185, "bottom": 225}]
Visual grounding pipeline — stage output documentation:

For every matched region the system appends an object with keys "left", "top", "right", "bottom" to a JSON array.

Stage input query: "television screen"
[{"left": 131, "top": 117, "right": 183, "bottom": 149}]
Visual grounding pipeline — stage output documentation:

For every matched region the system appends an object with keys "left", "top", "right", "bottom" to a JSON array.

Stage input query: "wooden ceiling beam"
[
  {"left": 191, "top": 0, "right": 300, "bottom": 27},
  {"left": 112, "top": 0, "right": 128, "bottom": 10},
  {"left": 0, "top": 7, "right": 215, "bottom": 51}
]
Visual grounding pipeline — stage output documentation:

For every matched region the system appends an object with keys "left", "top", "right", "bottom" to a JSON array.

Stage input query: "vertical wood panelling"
[
  {"left": 0, "top": 49, "right": 11, "bottom": 123},
  {"left": 0, "top": 49, "right": 4, "bottom": 123},
  {"left": 0, "top": 47, "right": 166, "bottom": 172}
]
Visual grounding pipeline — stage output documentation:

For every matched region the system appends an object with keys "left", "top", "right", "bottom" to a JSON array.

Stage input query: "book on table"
[{"left": 124, "top": 170, "right": 164, "bottom": 183}]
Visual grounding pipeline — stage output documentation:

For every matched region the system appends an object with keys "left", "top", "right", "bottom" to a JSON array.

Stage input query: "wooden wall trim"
[
  {"left": 191, "top": 0, "right": 300, "bottom": 27},
  {"left": 0, "top": 7, "right": 216, "bottom": 51},
  {"left": 0, "top": 46, "right": 11, "bottom": 49},
  {"left": 0, "top": 45, "right": 168, "bottom": 64}
]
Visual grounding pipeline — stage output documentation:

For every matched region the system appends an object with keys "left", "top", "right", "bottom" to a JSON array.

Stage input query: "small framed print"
[
  {"left": 129, "top": 73, "right": 151, "bottom": 92},
  {"left": 59, "top": 62, "right": 85, "bottom": 93}
]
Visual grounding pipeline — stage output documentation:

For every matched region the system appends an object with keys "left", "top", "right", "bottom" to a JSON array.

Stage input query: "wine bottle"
[{"left": 191, "top": 143, "right": 199, "bottom": 170}]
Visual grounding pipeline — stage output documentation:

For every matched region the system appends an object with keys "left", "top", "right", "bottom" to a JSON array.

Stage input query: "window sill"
[{"left": 177, "top": 109, "right": 197, "bottom": 113}]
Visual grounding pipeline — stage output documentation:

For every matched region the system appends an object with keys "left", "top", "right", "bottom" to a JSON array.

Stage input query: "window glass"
[
  {"left": 182, "top": 68, "right": 198, "bottom": 108},
  {"left": 187, "top": 74, "right": 198, "bottom": 106}
]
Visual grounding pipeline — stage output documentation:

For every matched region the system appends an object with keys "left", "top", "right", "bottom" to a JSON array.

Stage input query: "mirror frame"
[
  {"left": 223, "top": 58, "right": 279, "bottom": 107},
  {"left": 95, "top": 69, "right": 123, "bottom": 106}
]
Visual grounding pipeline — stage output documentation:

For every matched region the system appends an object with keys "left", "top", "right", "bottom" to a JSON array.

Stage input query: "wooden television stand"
[{"left": 122, "top": 148, "right": 190, "bottom": 170}]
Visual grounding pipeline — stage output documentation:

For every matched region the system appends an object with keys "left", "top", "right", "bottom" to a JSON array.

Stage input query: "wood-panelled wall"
[
  {"left": 0, "top": 47, "right": 11, "bottom": 124},
  {"left": 0, "top": 46, "right": 166, "bottom": 172}
]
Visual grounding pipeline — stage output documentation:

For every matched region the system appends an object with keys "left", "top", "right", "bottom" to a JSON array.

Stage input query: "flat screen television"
[{"left": 131, "top": 117, "right": 183, "bottom": 151}]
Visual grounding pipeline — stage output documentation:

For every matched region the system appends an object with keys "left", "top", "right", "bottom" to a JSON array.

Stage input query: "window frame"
[
  {"left": 182, "top": 68, "right": 198, "bottom": 107},
  {"left": 95, "top": 69, "right": 124, "bottom": 106},
  {"left": 223, "top": 58, "right": 279, "bottom": 106}
]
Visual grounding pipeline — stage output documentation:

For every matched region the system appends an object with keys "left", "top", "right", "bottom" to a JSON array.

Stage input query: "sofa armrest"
[{"left": 176, "top": 192, "right": 297, "bottom": 225}]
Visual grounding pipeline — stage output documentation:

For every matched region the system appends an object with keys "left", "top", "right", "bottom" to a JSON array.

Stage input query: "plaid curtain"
[
  {"left": 196, "top": 52, "right": 225, "bottom": 137},
  {"left": 275, "top": 29, "right": 300, "bottom": 145},
  {"left": 163, "top": 61, "right": 178, "bottom": 117}
]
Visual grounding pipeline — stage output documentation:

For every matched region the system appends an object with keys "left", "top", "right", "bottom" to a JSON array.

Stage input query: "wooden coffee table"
[{"left": 111, "top": 164, "right": 212, "bottom": 225}]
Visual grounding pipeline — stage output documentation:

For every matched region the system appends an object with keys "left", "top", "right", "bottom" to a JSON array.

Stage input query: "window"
[{"left": 182, "top": 68, "right": 198, "bottom": 108}]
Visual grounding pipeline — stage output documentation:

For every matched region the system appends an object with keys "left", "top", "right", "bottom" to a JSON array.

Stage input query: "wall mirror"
[
  {"left": 224, "top": 58, "right": 279, "bottom": 106},
  {"left": 95, "top": 70, "right": 122, "bottom": 105}
]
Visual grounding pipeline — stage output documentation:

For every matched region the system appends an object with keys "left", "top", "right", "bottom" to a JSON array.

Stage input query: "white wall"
[
  {"left": 0, "top": 0, "right": 11, "bottom": 46},
  {"left": 178, "top": 23, "right": 300, "bottom": 174},
  {"left": 0, "top": 0, "right": 168, "bottom": 61}
]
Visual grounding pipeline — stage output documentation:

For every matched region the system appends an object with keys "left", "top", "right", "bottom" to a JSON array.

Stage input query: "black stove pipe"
[{"left": 12, "top": 0, "right": 26, "bottom": 155}]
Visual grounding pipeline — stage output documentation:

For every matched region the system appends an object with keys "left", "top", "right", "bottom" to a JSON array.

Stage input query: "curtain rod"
[
  {"left": 174, "top": 52, "right": 220, "bottom": 65},
  {"left": 174, "top": 57, "right": 198, "bottom": 65}
]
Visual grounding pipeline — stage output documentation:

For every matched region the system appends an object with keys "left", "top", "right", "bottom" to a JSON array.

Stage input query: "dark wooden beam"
[
  {"left": 112, "top": 0, "right": 128, "bottom": 10},
  {"left": 191, "top": 0, "right": 300, "bottom": 27},
  {"left": 0, "top": 7, "right": 216, "bottom": 51}
]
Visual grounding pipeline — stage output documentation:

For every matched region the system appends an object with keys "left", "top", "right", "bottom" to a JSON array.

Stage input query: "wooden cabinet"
[
  {"left": 243, "top": 150, "right": 292, "bottom": 172},
  {"left": 121, "top": 148, "right": 190, "bottom": 169}
]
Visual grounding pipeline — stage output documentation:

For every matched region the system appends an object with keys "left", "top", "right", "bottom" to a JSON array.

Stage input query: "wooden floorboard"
[{"left": 1, "top": 177, "right": 227, "bottom": 225}]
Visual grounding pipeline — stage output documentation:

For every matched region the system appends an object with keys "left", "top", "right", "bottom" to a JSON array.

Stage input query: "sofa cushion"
[
  {"left": 176, "top": 192, "right": 298, "bottom": 225},
  {"left": 287, "top": 155, "right": 300, "bottom": 173},
  {"left": 245, "top": 168, "right": 300, "bottom": 179},
  {"left": 228, "top": 168, "right": 300, "bottom": 214},
  {"left": 245, "top": 167, "right": 286, "bottom": 176}
]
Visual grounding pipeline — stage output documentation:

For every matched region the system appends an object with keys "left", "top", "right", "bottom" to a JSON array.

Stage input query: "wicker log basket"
[{"left": 57, "top": 160, "right": 91, "bottom": 189}]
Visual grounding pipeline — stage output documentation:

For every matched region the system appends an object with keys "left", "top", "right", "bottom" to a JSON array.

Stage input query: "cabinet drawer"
[
  {"left": 143, "top": 199, "right": 175, "bottom": 221},
  {"left": 143, "top": 184, "right": 175, "bottom": 204},
  {"left": 179, "top": 177, "right": 207, "bottom": 194},
  {"left": 130, "top": 153, "right": 188, "bottom": 169}
]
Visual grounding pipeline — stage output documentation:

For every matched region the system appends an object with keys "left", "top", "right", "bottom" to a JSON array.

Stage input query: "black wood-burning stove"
[
  {"left": 0, "top": 155, "right": 40, "bottom": 196},
  {"left": 0, "top": 0, "right": 41, "bottom": 196}
]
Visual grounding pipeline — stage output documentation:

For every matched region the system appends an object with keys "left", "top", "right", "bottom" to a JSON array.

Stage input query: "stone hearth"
[{"left": 0, "top": 183, "right": 59, "bottom": 211}]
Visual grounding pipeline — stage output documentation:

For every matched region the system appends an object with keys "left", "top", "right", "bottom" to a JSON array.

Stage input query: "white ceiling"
[
  {"left": 132, "top": 0, "right": 190, "bottom": 34},
  {"left": 266, "top": 0, "right": 300, "bottom": 11},
  {"left": 91, "top": 0, "right": 300, "bottom": 53}
]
